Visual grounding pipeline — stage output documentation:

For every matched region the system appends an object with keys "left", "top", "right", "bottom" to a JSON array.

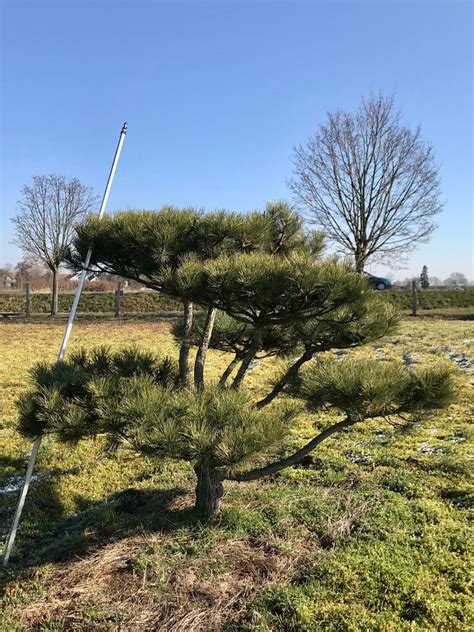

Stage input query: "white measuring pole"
[{"left": 2, "top": 122, "right": 128, "bottom": 567}]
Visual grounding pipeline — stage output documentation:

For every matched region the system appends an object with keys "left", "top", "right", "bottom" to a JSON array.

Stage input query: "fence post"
[
  {"left": 25, "top": 283, "right": 31, "bottom": 318},
  {"left": 411, "top": 279, "right": 417, "bottom": 316},
  {"left": 115, "top": 281, "right": 123, "bottom": 317}
]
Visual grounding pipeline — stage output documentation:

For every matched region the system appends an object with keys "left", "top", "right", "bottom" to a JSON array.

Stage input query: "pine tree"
[
  {"left": 420, "top": 265, "right": 430, "bottom": 289},
  {"left": 18, "top": 208, "right": 456, "bottom": 515},
  {"left": 69, "top": 202, "right": 316, "bottom": 387}
]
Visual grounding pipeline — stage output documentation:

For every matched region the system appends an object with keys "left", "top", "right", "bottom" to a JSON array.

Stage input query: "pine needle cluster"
[{"left": 298, "top": 357, "right": 455, "bottom": 422}]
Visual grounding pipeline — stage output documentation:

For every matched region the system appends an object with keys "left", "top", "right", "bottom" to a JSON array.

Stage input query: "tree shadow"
[
  {"left": 1, "top": 457, "right": 68, "bottom": 545},
  {"left": 1, "top": 473, "right": 68, "bottom": 577},
  {"left": 0, "top": 455, "right": 29, "bottom": 491},
  {"left": 4, "top": 485, "right": 206, "bottom": 572}
]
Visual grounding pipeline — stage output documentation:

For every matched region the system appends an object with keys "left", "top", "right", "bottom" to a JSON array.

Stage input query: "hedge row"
[
  {"left": 0, "top": 291, "right": 181, "bottom": 314},
  {"left": 1, "top": 288, "right": 473, "bottom": 315},
  {"left": 381, "top": 288, "right": 474, "bottom": 310}
]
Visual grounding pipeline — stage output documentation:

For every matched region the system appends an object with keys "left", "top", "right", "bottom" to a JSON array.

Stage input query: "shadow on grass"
[
  {"left": 3, "top": 486, "right": 206, "bottom": 573},
  {"left": 1, "top": 474, "right": 69, "bottom": 581},
  {"left": 0, "top": 455, "right": 29, "bottom": 480}
]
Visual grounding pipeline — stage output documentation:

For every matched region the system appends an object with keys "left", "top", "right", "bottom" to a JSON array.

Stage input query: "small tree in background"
[
  {"left": 14, "top": 256, "right": 45, "bottom": 290},
  {"left": 420, "top": 265, "right": 430, "bottom": 289},
  {"left": 0, "top": 265, "right": 15, "bottom": 288},
  {"left": 11, "top": 174, "right": 97, "bottom": 315},
  {"left": 444, "top": 272, "right": 468, "bottom": 287},
  {"left": 429, "top": 276, "right": 442, "bottom": 287},
  {"left": 18, "top": 210, "right": 455, "bottom": 514}
]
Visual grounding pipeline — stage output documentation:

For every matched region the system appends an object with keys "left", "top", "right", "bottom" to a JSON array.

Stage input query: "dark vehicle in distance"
[{"left": 364, "top": 272, "right": 393, "bottom": 291}]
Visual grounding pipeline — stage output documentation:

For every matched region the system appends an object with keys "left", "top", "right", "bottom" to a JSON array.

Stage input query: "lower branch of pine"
[
  {"left": 256, "top": 347, "right": 314, "bottom": 408},
  {"left": 231, "top": 329, "right": 262, "bottom": 389},
  {"left": 218, "top": 354, "right": 242, "bottom": 387},
  {"left": 226, "top": 417, "right": 357, "bottom": 482},
  {"left": 231, "top": 347, "right": 257, "bottom": 389}
]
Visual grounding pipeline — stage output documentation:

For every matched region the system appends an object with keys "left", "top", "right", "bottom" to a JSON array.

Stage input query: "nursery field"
[{"left": 0, "top": 316, "right": 472, "bottom": 631}]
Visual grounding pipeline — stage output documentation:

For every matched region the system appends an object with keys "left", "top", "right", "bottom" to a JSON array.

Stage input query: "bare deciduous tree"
[
  {"left": 290, "top": 95, "right": 442, "bottom": 272},
  {"left": 14, "top": 256, "right": 45, "bottom": 290},
  {"left": 11, "top": 174, "right": 97, "bottom": 315},
  {"left": 444, "top": 272, "right": 468, "bottom": 287},
  {"left": 0, "top": 264, "right": 15, "bottom": 289}
]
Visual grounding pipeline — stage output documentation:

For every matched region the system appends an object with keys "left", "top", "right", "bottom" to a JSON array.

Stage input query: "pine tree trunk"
[
  {"left": 194, "top": 465, "right": 224, "bottom": 515},
  {"left": 231, "top": 329, "right": 262, "bottom": 389},
  {"left": 178, "top": 300, "right": 193, "bottom": 386},
  {"left": 51, "top": 268, "right": 58, "bottom": 316},
  {"left": 218, "top": 355, "right": 241, "bottom": 387},
  {"left": 194, "top": 306, "right": 217, "bottom": 389}
]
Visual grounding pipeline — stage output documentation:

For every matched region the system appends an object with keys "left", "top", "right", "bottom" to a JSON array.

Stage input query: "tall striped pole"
[{"left": 2, "top": 122, "right": 128, "bottom": 567}]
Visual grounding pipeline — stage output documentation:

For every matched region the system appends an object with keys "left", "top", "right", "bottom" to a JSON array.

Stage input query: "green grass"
[{"left": 0, "top": 317, "right": 472, "bottom": 630}]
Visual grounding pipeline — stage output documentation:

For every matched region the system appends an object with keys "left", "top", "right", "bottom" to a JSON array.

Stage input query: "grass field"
[{"left": 0, "top": 315, "right": 472, "bottom": 631}]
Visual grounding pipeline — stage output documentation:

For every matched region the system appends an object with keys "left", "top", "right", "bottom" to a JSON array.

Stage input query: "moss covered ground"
[{"left": 0, "top": 314, "right": 472, "bottom": 631}]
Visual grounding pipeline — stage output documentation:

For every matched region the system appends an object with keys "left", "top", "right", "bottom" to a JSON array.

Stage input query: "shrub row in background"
[
  {"left": 0, "top": 291, "right": 181, "bottom": 314},
  {"left": 381, "top": 288, "right": 474, "bottom": 310},
  {"left": 0, "top": 288, "right": 473, "bottom": 315}
]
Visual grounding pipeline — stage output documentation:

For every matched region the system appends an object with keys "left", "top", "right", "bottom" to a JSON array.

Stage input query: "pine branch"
[{"left": 226, "top": 416, "right": 357, "bottom": 481}]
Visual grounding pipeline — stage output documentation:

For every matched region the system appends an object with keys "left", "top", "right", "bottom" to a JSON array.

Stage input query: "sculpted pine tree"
[{"left": 18, "top": 209, "right": 455, "bottom": 514}]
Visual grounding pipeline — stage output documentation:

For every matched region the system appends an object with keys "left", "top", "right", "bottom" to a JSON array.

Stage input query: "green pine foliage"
[
  {"left": 287, "top": 294, "right": 399, "bottom": 353},
  {"left": 298, "top": 358, "right": 455, "bottom": 422},
  {"left": 17, "top": 347, "right": 294, "bottom": 471},
  {"left": 166, "top": 252, "right": 367, "bottom": 326},
  {"left": 17, "top": 346, "right": 179, "bottom": 441},
  {"left": 69, "top": 201, "right": 316, "bottom": 290}
]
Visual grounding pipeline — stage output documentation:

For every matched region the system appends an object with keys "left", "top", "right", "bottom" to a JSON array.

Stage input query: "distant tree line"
[
  {"left": 0, "top": 257, "right": 142, "bottom": 293},
  {"left": 392, "top": 270, "right": 471, "bottom": 288}
]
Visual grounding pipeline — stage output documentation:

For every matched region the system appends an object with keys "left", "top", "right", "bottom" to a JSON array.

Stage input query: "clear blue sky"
[{"left": 1, "top": 0, "right": 472, "bottom": 281}]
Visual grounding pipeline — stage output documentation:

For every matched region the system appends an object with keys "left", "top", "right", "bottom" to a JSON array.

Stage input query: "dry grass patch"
[{"left": 15, "top": 532, "right": 309, "bottom": 631}]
